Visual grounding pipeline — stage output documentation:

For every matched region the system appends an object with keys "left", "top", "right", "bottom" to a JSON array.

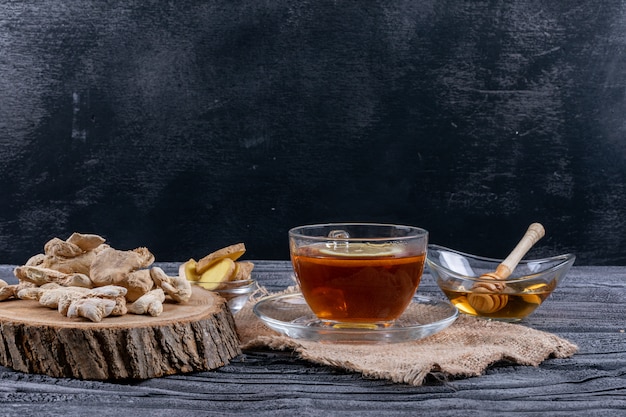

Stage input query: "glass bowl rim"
[
  {"left": 426, "top": 244, "right": 576, "bottom": 284},
  {"left": 191, "top": 279, "right": 256, "bottom": 292}
]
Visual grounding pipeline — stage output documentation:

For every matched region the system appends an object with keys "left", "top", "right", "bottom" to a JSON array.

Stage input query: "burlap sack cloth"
[{"left": 235, "top": 287, "right": 578, "bottom": 386}]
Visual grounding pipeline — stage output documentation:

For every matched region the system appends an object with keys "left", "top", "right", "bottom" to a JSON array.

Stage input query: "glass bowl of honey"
[{"left": 426, "top": 244, "right": 575, "bottom": 322}]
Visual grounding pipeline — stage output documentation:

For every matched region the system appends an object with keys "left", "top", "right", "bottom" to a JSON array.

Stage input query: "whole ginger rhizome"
[{"left": 5, "top": 233, "right": 191, "bottom": 322}]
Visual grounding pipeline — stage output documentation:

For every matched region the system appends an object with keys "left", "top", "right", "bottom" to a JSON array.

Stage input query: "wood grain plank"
[{"left": 0, "top": 261, "right": 623, "bottom": 415}]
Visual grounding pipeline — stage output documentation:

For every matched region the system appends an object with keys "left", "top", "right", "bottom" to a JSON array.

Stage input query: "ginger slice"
[
  {"left": 195, "top": 243, "right": 246, "bottom": 274},
  {"left": 197, "top": 258, "right": 236, "bottom": 290},
  {"left": 180, "top": 259, "right": 200, "bottom": 281}
]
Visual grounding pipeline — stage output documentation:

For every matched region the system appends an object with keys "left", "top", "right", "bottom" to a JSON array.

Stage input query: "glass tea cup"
[{"left": 288, "top": 223, "right": 428, "bottom": 327}]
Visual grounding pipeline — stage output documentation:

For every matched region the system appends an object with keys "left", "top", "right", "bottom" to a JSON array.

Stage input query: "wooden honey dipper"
[{"left": 467, "top": 223, "right": 545, "bottom": 314}]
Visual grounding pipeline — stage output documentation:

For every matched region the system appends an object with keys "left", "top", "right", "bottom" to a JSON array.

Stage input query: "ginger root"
[
  {"left": 17, "top": 282, "right": 60, "bottom": 301},
  {"left": 0, "top": 279, "right": 24, "bottom": 301},
  {"left": 32, "top": 285, "right": 128, "bottom": 322},
  {"left": 0, "top": 286, "right": 17, "bottom": 301},
  {"left": 65, "top": 285, "right": 128, "bottom": 320},
  {"left": 66, "top": 232, "right": 107, "bottom": 252},
  {"left": 38, "top": 233, "right": 108, "bottom": 275},
  {"left": 90, "top": 247, "right": 155, "bottom": 301},
  {"left": 150, "top": 267, "right": 191, "bottom": 303},
  {"left": 67, "top": 298, "right": 117, "bottom": 322},
  {"left": 44, "top": 237, "right": 84, "bottom": 258},
  {"left": 14, "top": 266, "right": 93, "bottom": 288},
  {"left": 127, "top": 288, "right": 166, "bottom": 316},
  {"left": 5, "top": 233, "right": 250, "bottom": 322}
]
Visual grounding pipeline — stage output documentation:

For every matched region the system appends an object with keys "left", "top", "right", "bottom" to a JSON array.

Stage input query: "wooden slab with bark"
[{"left": 0, "top": 286, "right": 240, "bottom": 380}]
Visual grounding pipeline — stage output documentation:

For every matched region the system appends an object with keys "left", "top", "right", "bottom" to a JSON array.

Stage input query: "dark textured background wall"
[{"left": 1, "top": 1, "right": 625, "bottom": 265}]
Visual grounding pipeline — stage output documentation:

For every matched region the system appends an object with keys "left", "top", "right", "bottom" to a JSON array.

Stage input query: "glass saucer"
[{"left": 253, "top": 292, "right": 458, "bottom": 344}]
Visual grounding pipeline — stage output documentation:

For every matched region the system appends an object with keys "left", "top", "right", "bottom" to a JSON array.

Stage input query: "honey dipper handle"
[{"left": 495, "top": 223, "right": 546, "bottom": 279}]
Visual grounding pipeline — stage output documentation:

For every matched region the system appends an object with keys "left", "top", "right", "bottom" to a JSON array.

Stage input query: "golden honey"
[{"left": 440, "top": 282, "right": 554, "bottom": 320}]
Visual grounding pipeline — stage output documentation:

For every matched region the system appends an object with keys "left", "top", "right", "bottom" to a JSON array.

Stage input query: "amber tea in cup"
[{"left": 289, "top": 223, "right": 428, "bottom": 325}]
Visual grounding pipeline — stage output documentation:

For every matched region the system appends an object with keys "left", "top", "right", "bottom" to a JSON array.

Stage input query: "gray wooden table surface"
[{"left": 0, "top": 261, "right": 624, "bottom": 416}]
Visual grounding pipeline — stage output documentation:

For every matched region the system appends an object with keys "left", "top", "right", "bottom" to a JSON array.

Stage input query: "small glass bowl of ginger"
[{"left": 181, "top": 250, "right": 258, "bottom": 314}]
